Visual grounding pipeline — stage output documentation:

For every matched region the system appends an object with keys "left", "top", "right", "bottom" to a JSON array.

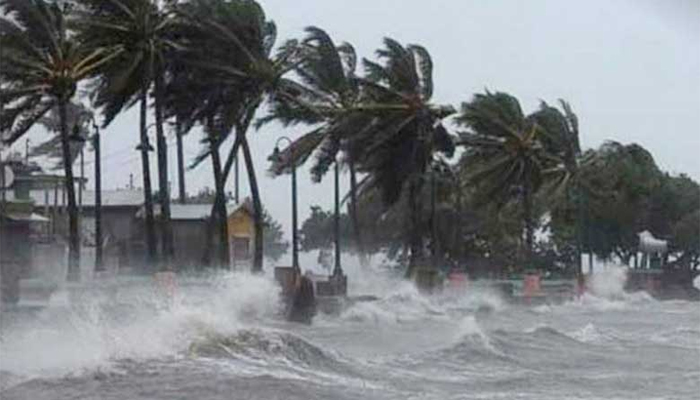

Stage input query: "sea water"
[{"left": 0, "top": 267, "right": 698, "bottom": 400}]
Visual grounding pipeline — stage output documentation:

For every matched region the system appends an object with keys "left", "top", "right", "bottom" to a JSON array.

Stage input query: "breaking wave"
[{"left": 0, "top": 272, "right": 281, "bottom": 380}]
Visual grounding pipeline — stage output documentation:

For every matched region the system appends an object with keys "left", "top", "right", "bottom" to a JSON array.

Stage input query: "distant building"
[
  {"left": 30, "top": 188, "right": 145, "bottom": 272},
  {"left": 0, "top": 157, "right": 51, "bottom": 305},
  {"left": 136, "top": 200, "right": 256, "bottom": 270}
]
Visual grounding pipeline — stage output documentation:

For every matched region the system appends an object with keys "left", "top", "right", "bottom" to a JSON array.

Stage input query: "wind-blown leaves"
[{"left": 0, "top": 0, "right": 109, "bottom": 145}]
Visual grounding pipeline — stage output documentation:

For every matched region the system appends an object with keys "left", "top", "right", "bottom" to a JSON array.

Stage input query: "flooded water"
[{"left": 1, "top": 268, "right": 699, "bottom": 400}]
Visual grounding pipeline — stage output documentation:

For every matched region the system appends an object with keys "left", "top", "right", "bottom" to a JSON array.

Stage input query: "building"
[
  {"left": 137, "top": 200, "right": 256, "bottom": 270},
  {"left": 30, "top": 188, "right": 145, "bottom": 273},
  {"left": 0, "top": 157, "right": 51, "bottom": 305}
]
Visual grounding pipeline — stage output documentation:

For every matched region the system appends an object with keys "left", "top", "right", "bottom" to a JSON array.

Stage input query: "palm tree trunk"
[
  {"left": 240, "top": 136, "right": 264, "bottom": 273},
  {"left": 406, "top": 178, "right": 425, "bottom": 278},
  {"left": 210, "top": 138, "right": 230, "bottom": 268},
  {"left": 58, "top": 98, "right": 80, "bottom": 281},
  {"left": 348, "top": 160, "right": 367, "bottom": 267},
  {"left": 154, "top": 67, "right": 174, "bottom": 268},
  {"left": 523, "top": 181, "right": 534, "bottom": 268},
  {"left": 176, "top": 118, "right": 186, "bottom": 204},
  {"left": 203, "top": 125, "right": 245, "bottom": 233},
  {"left": 139, "top": 85, "right": 157, "bottom": 269},
  {"left": 201, "top": 136, "right": 242, "bottom": 266}
]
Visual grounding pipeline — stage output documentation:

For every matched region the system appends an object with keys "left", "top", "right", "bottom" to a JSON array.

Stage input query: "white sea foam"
[{"left": 0, "top": 272, "right": 281, "bottom": 379}]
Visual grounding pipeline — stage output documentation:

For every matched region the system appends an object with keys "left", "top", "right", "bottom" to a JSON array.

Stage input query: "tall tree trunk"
[
  {"left": 406, "top": 178, "right": 425, "bottom": 278},
  {"left": 201, "top": 136, "right": 241, "bottom": 266},
  {"left": 240, "top": 136, "right": 264, "bottom": 273},
  {"left": 348, "top": 160, "right": 367, "bottom": 267},
  {"left": 58, "top": 98, "right": 80, "bottom": 281},
  {"left": 139, "top": 85, "right": 157, "bottom": 269},
  {"left": 210, "top": 137, "right": 230, "bottom": 269},
  {"left": 523, "top": 181, "right": 534, "bottom": 268},
  {"left": 154, "top": 67, "right": 174, "bottom": 267},
  {"left": 176, "top": 117, "right": 186, "bottom": 204}
]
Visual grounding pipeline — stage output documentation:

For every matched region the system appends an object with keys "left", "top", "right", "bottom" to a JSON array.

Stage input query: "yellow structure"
[{"left": 227, "top": 201, "right": 255, "bottom": 270}]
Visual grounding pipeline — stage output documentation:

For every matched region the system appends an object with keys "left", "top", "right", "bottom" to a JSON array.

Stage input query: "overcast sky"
[{"left": 7, "top": 0, "right": 700, "bottom": 265}]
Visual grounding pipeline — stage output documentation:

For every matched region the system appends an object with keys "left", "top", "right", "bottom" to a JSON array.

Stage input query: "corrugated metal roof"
[{"left": 29, "top": 189, "right": 144, "bottom": 207}]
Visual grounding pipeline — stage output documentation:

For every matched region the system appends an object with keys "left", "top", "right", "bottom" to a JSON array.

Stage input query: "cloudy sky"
[{"left": 7, "top": 0, "right": 700, "bottom": 264}]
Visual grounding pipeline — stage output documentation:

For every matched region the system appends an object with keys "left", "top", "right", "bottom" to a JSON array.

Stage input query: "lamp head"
[{"left": 269, "top": 146, "right": 281, "bottom": 162}]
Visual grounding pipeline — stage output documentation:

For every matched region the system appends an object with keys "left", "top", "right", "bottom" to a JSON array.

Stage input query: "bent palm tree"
[
  {"left": 343, "top": 39, "right": 456, "bottom": 276},
  {"left": 1, "top": 0, "right": 114, "bottom": 280},
  {"left": 262, "top": 26, "right": 368, "bottom": 264},
  {"left": 172, "top": 0, "right": 301, "bottom": 271},
  {"left": 456, "top": 91, "right": 552, "bottom": 268},
  {"left": 529, "top": 100, "right": 585, "bottom": 273},
  {"left": 75, "top": 0, "right": 179, "bottom": 269}
]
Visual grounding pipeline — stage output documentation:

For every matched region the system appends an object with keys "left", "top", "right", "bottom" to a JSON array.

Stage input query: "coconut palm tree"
[
  {"left": 0, "top": 0, "right": 116, "bottom": 280},
  {"left": 529, "top": 100, "right": 584, "bottom": 273},
  {"left": 74, "top": 0, "right": 180, "bottom": 269},
  {"left": 456, "top": 91, "right": 553, "bottom": 268},
  {"left": 341, "top": 38, "right": 456, "bottom": 276},
  {"left": 261, "top": 26, "right": 369, "bottom": 264},
  {"left": 172, "top": 0, "right": 301, "bottom": 271}
]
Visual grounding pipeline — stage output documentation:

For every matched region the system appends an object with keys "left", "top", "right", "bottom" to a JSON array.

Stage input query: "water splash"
[
  {"left": 588, "top": 265, "right": 628, "bottom": 300},
  {"left": 0, "top": 272, "right": 281, "bottom": 379}
]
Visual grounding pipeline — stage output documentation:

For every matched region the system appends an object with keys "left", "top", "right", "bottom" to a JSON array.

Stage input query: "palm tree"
[
  {"left": 340, "top": 39, "right": 456, "bottom": 277},
  {"left": 529, "top": 100, "right": 584, "bottom": 273},
  {"left": 172, "top": 0, "right": 301, "bottom": 271},
  {"left": 74, "top": 0, "right": 180, "bottom": 269},
  {"left": 262, "top": 26, "right": 369, "bottom": 265},
  {"left": 456, "top": 91, "right": 552, "bottom": 268},
  {"left": 0, "top": 0, "right": 115, "bottom": 280}
]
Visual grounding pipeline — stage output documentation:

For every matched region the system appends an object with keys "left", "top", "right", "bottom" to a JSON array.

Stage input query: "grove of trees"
[{"left": 2, "top": 0, "right": 697, "bottom": 280}]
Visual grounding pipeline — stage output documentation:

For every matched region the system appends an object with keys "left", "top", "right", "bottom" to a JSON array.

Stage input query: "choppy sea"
[{"left": 1, "top": 267, "right": 698, "bottom": 400}]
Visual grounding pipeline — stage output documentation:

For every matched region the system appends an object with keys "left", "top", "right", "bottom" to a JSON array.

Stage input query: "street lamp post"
[
  {"left": 272, "top": 137, "right": 299, "bottom": 272},
  {"left": 333, "top": 160, "right": 342, "bottom": 277}
]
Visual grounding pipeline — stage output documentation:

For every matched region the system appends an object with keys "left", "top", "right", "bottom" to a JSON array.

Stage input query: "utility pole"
[
  {"left": 93, "top": 121, "right": 103, "bottom": 272},
  {"left": 79, "top": 148, "right": 84, "bottom": 213}
]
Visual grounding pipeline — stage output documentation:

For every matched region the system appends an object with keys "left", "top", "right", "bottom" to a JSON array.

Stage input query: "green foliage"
[
  {"left": 73, "top": 0, "right": 180, "bottom": 127},
  {"left": 299, "top": 206, "right": 351, "bottom": 252},
  {"left": 263, "top": 26, "right": 360, "bottom": 181},
  {"left": 550, "top": 141, "right": 663, "bottom": 263},
  {"left": 262, "top": 208, "right": 288, "bottom": 262},
  {"left": 0, "top": 0, "right": 112, "bottom": 144},
  {"left": 456, "top": 91, "right": 556, "bottom": 266}
]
